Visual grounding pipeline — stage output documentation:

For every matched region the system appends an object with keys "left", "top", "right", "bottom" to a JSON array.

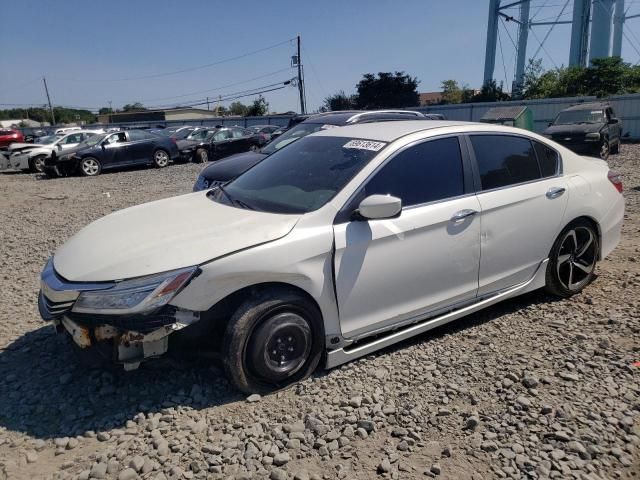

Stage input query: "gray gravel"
[{"left": 0, "top": 149, "right": 638, "bottom": 480}]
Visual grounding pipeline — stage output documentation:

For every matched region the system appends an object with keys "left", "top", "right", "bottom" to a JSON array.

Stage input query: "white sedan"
[
  {"left": 5, "top": 131, "right": 97, "bottom": 172},
  {"left": 38, "top": 121, "right": 624, "bottom": 393}
]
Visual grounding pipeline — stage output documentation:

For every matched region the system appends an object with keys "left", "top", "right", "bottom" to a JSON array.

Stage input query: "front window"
[
  {"left": 35, "top": 135, "right": 60, "bottom": 145},
  {"left": 260, "top": 122, "right": 336, "bottom": 155},
  {"left": 553, "top": 109, "right": 605, "bottom": 125},
  {"left": 211, "top": 136, "right": 382, "bottom": 214},
  {"left": 81, "top": 134, "right": 107, "bottom": 147}
]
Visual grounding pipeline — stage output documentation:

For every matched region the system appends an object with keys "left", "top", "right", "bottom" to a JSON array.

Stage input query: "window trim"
[
  {"left": 464, "top": 132, "right": 563, "bottom": 194},
  {"left": 334, "top": 134, "right": 473, "bottom": 224}
]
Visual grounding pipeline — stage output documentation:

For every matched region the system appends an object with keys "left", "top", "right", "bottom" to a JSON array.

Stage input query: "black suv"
[
  {"left": 542, "top": 102, "right": 623, "bottom": 160},
  {"left": 193, "top": 110, "right": 427, "bottom": 191}
]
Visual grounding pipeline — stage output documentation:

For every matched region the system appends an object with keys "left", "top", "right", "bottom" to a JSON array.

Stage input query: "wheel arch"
[
  {"left": 195, "top": 281, "right": 327, "bottom": 351},
  {"left": 558, "top": 215, "right": 602, "bottom": 260}
]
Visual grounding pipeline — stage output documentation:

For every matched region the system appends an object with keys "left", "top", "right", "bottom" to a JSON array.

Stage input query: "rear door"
[
  {"left": 333, "top": 136, "right": 481, "bottom": 338},
  {"left": 126, "top": 130, "right": 155, "bottom": 163},
  {"left": 211, "top": 129, "right": 233, "bottom": 158},
  {"left": 467, "top": 134, "right": 567, "bottom": 295},
  {"left": 230, "top": 128, "right": 251, "bottom": 154}
]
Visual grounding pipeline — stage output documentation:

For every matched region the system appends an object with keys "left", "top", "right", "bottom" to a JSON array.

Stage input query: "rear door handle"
[
  {"left": 546, "top": 187, "right": 566, "bottom": 199},
  {"left": 451, "top": 209, "right": 478, "bottom": 221}
]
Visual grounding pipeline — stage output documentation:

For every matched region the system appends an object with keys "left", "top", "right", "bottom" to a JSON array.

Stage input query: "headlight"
[
  {"left": 193, "top": 175, "right": 209, "bottom": 192},
  {"left": 72, "top": 266, "right": 198, "bottom": 315},
  {"left": 585, "top": 132, "right": 601, "bottom": 141}
]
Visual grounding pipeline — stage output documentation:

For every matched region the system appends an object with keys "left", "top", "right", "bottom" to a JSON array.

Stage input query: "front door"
[
  {"left": 101, "top": 132, "right": 128, "bottom": 167},
  {"left": 467, "top": 134, "right": 568, "bottom": 295},
  {"left": 333, "top": 136, "right": 481, "bottom": 339}
]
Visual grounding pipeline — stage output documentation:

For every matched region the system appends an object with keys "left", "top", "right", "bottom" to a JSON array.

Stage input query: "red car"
[{"left": 0, "top": 129, "right": 24, "bottom": 148}]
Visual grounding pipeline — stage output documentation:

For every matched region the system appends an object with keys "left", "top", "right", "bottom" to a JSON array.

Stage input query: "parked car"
[
  {"left": 424, "top": 113, "right": 447, "bottom": 120},
  {"left": 37, "top": 121, "right": 624, "bottom": 393},
  {"left": 4, "top": 131, "right": 96, "bottom": 173},
  {"left": 269, "top": 115, "right": 310, "bottom": 141},
  {"left": 158, "top": 126, "right": 201, "bottom": 141},
  {"left": 193, "top": 110, "right": 427, "bottom": 191},
  {"left": 542, "top": 102, "right": 623, "bottom": 160},
  {"left": 43, "top": 129, "right": 179, "bottom": 177},
  {"left": 249, "top": 125, "right": 280, "bottom": 144},
  {"left": 54, "top": 126, "right": 82, "bottom": 135},
  {"left": 179, "top": 126, "right": 262, "bottom": 163},
  {"left": 23, "top": 129, "right": 50, "bottom": 143},
  {"left": 0, "top": 129, "right": 25, "bottom": 149}
]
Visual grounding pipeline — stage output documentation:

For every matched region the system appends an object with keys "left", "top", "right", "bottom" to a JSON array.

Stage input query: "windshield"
[
  {"left": 35, "top": 135, "right": 60, "bottom": 145},
  {"left": 554, "top": 109, "right": 605, "bottom": 125},
  {"left": 260, "top": 122, "right": 337, "bottom": 155},
  {"left": 211, "top": 136, "right": 383, "bottom": 214}
]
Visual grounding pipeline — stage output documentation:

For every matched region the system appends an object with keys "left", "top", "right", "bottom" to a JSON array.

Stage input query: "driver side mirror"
[
  {"left": 608, "top": 118, "right": 619, "bottom": 125},
  {"left": 56, "top": 144, "right": 62, "bottom": 150},
  {"left": 355, "top": 195, "right": 402, "bottom": 220}
]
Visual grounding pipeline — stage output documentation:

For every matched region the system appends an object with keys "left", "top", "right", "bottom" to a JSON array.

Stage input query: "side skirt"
[{"left": 325, "top": 259, "right": 548, "bottom": 369}]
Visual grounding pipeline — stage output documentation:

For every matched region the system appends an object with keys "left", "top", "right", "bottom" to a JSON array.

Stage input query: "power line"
[
  {"left": 529, "top": 27, "right": 559, "bottom": 68},
  {"left": 134, "top": 67, "right": 293, "bottom": 103},
  {"left": 53, "top": 38, "right": 295, "bottom": 83},
  {"left": 530, "top": 0, "right": 570, "bottom": 60}
]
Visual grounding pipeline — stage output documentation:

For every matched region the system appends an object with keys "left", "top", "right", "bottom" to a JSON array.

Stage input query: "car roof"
[
  {"left": 310, "top": 120, "right": 528, "bottom": 142},
  {"left": 300, "top": 110, "right": 425, "bottom": 126},
  {"left": 564, "top": 102, "right": 609, "bottom": 111}
]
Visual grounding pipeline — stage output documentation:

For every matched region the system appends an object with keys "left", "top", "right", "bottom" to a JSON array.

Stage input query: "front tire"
[
  {"left": 79, "top": 157, "right": 102, "bottom": 176},
  {"left": 29, "top": 155, "right": 47, "bottom": 173},
  {"left": 153, "top": 149, "right": 170, "bottom": 168},
  {"left": 222, "top": 288, "right": 323, "bottom": 394},
  {"left": 599, "top": 139, "right": 610, "bottom": 160},
  {"left": 545, "top": 220, "right": 599, "bottom": 298}
]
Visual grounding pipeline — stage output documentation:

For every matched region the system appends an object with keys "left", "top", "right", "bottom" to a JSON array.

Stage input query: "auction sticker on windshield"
[{"left": 343, "top": 139, "right": 387, "bottom": 151}]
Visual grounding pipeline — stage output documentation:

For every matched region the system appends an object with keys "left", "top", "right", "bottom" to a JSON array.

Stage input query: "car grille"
[
  {"left": 208, "top": 180, "right": 224, "bottom": 189},
  {"left": 68, "top": 307, "right": 178, "bottom": 334},
  {"left": 38, "top": 292, "right": 75, "bottom": 319}
]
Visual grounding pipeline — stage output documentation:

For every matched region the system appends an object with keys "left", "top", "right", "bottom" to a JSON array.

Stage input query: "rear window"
[
  {"left": 533, "top": 141, "right": 560, "bottom": 177},
  {"left": 470, "top": 135, "right": 541, "bottom": 190}
]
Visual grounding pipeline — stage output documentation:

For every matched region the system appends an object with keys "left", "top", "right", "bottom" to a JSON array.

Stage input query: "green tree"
[
  {"left": 229, "top": 101, "right": 249, "bottom": 116},
  {"left": 246, "top": 95, "right": 269, "bottom": 116},
  {"left": 355, "top": 71, "right": 420, "bottom": 109},
  {"left": 323, "top": 90, "right": 357, "bottom": 111},
  {"left": 122, "top": 102, "right": 146, "bottom": 112},
  {"left": 441, "top": 80, "right": 465, "bottom": 104},
  {"left": 98, "top": 107, "right": 113, "bottom": 115},
  {"left": 471, "top": 80, "right": 510, "bottom": 102}
]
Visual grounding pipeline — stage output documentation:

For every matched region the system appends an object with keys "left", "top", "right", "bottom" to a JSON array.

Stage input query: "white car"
[
  {"left": 5, "top": 131, "right": 97, "bottom": 172},
  {"left": 38, "top": 121, "right": 624, "bottom": 393}
]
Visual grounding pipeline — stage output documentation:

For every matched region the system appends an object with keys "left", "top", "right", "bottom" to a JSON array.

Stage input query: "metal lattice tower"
[{"left": 483, "top": 0, "right": 639, "bottom": 95}]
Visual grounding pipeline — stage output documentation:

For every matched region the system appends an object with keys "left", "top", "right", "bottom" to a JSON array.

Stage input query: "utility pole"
[
  {"left": 512, "top": 0, "right": 530, "bottom": 98},
  {"left": 42, "top": 76, "right": 55, "bottom": 125},
  {"left": 296, "top": 35, "right": 306, "bottom": 114}
]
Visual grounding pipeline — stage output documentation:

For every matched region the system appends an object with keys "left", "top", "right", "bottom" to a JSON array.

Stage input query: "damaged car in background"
[{"left": 38, "top": 121, "right": 624, "bottom": 393}]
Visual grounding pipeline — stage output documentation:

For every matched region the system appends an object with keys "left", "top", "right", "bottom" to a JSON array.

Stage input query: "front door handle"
[
  {"left": 546, "top": 187, "right": 566, "bottom": 199},
  {"left": 451, "top": 209, "right": 478, "bottom": 221}
]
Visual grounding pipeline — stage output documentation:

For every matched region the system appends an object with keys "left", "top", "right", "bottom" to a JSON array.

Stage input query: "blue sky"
[{"left": 1, "top": 0, "right": 639, "bottom": 113}]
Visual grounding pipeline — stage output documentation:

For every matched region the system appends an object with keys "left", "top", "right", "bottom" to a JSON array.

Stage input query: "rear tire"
[
  {"left": 545, "top": 220, "right": 599, "bottom": 298},
  {"left": 222, "top": 288, "right": 323, "bottom": 394},
  {"left": 153, "top": 149, "right": 170, "bottom": 168},
  {"left": 79, "top": 157, "right": 102, "bottom": 176},
  {"left": 195, "top": 148, "right": 208, "bottom": 163},
  {"left": 610, "top": 141, "right": 620, "bottom": 154}
]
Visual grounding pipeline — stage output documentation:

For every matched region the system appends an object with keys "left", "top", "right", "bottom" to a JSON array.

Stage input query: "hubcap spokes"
[
  {"left": 84, "top": 160, "right": 98, "bottom": 175},
  {"left": 557, "top": 227, "right": 596, "bottom": 290},
  {"left": 156, "top": 152, "right": 168, "bottom": 165}
]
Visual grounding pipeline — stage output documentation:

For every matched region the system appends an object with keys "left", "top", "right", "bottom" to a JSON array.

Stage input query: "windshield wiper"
[{"left": 214, "top": 185, "right": 256, "bottom": 211}]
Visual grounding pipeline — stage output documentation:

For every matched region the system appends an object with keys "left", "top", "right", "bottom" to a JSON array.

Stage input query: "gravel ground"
[{"left": 0, "top": 148, "right": 638, "bottom": 480}]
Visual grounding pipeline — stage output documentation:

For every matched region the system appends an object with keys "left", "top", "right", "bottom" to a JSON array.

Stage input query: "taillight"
[{"left": 608, "top": 170, "right": 623, "bottom": 193}]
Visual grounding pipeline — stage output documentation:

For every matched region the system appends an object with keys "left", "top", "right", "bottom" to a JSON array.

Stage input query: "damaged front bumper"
[
  {"left": 47, "top": 310, "right": 199, "bottom": 370},
  {"left": 38, "top": 260, "right": 202, "bottom": 370}
]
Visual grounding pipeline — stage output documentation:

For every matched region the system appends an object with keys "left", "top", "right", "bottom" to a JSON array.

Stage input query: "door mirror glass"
[{"left": 357, "top": 195, "right": 402, "bottom": 220}]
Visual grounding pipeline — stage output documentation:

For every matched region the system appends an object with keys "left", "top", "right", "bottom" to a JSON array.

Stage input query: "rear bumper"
[{"left": 600, "top": 193, "right": 625, "bottom": 259}]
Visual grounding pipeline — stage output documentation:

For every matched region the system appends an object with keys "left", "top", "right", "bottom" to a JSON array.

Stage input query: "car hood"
[
  {"left": 543, "top": 123, "right": 604, "bottom": 135},
  {"left": 8, "top": 142, "right": 51, "bottom": 152},
  {"left": 201, "top": 151, "right": 267, "bottom": 182},
  {"left": 53, "top": 192, "right": 300, "bottom": 282}
]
